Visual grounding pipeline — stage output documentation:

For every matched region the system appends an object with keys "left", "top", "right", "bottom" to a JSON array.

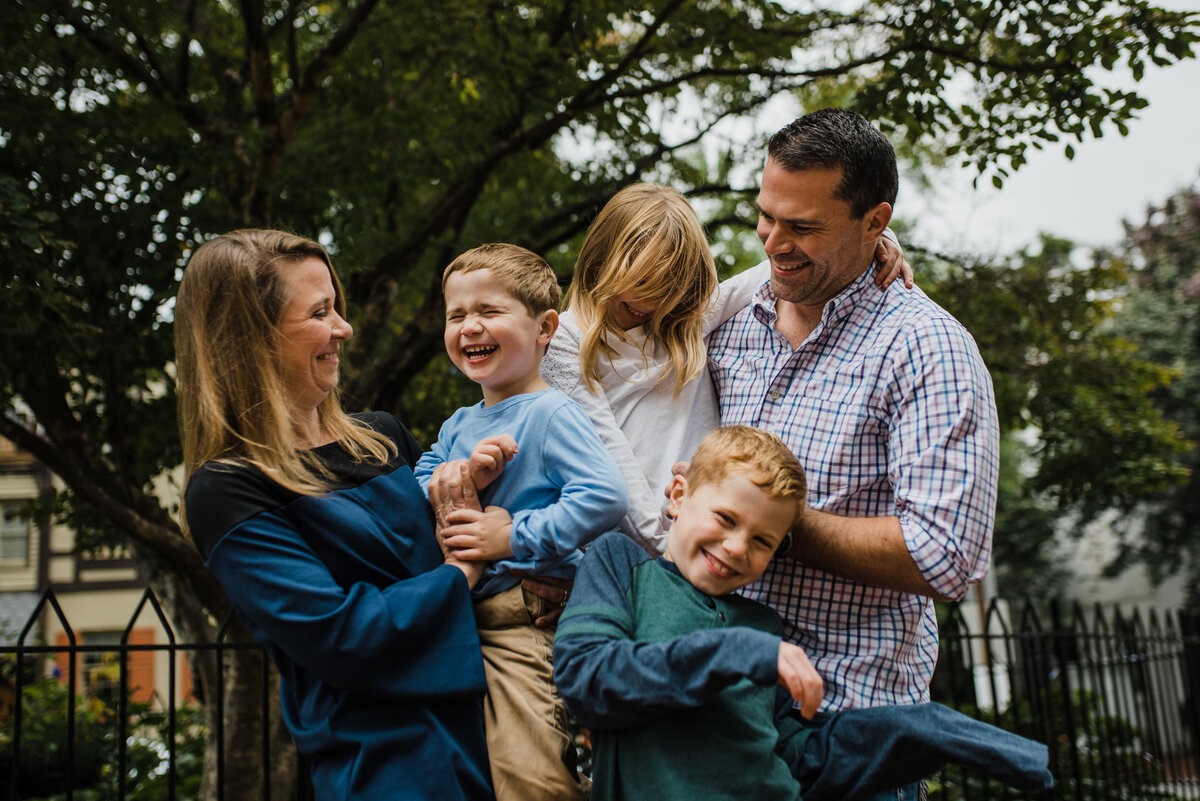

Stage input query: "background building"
[{"left": 0, "top": 436, "right": 191, "bottom": 707}]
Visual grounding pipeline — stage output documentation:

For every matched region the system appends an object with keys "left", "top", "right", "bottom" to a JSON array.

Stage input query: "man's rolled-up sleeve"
[{"left": 888, "top": 317, "right": 1000, "bottom": 600}]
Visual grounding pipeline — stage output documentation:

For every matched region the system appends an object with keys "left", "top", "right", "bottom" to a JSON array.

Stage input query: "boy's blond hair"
[
  {"left": 686, "top": 426, "right": 807, "bottom": 516},
  {"left": 442, "top": 242, "right": 561, "bottom": 316}
]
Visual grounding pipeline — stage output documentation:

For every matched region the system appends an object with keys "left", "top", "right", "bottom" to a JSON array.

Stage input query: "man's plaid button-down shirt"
[{"left": 709, "top": 263, "right": 1000, "bottom": 712}]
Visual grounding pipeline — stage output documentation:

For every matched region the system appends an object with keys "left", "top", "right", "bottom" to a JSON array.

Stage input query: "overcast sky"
[{"left": 906, "top": 2, "right": 1200, "bottom": 256}]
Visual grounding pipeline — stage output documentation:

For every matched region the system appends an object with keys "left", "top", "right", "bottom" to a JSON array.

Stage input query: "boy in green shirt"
[{"left": 553, "top": 425, "right": 1052, "bottom": 800}]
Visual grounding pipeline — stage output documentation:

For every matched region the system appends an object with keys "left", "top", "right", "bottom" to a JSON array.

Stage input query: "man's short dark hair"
[{"left": 767, "top": 108, "right": 898, "bottom": 218}]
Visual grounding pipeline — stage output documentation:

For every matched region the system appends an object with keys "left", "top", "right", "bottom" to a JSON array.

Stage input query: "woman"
[{"left": 175, "top": 229, "right": 494, "bottom": 800}]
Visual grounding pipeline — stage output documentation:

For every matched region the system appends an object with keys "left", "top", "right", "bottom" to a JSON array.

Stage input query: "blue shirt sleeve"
[
  {"left": 413, "top": 417, "right": 456, "bottom": 496},
  {"left": 207, "top": 510, "right": 485, "bottom": 702},
  {"left": 552, "top": 533, "right": 779, "bottom": 730},
  {"left": 505, "top": 402, "right": 629, "bottom": 565}
]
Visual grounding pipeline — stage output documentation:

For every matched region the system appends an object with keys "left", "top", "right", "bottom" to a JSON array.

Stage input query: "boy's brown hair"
[
  {"left": 686, "top": 425, "right": 807, "bottom": 519},
  {"left": 442, "top": 243, "right": 561, "bottom": 316}
]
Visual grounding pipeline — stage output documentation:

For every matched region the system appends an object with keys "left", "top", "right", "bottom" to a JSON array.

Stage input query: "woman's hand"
[
  {"left": 431, "top": 461, "right": 483, "bottom": 539},
  {"left": 872, "top": 234, "right": 914, "bottom": 289},
  {"left": 520, "top": 575, "right": 574, "bottom": 628},
  {"left": 778, "top": 642, "right": 823, "bottom": 720},
  {"left": 430, "top": 461, "right": 488, "bottom": 589},
  {"left": 446, "top": 555, "right": 486, "bottom": 589}
]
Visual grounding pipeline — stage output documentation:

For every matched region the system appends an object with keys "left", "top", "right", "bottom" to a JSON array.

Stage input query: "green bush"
[{"left": 0, "top": 661, "right": 203, "bottom": 801}]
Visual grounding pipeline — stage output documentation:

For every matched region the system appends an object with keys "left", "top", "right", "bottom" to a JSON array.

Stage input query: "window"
[
  {"left": 0, "top": 502, "right": 31, "bottom": 565},
  {"left": 82, "top": 630, "right": 123, "bottom": 707}
]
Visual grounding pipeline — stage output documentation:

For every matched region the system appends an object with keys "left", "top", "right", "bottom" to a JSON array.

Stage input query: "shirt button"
[
  {"left": 769, "top": 390, "right": 781, "bottom": 400},
  {"left": 718, "top": 612, "right": 726, "bottom": 622}
]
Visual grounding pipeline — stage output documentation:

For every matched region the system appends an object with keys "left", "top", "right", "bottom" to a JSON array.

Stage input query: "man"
[{"left": 708, "top": 108, "right": 1000, "bottom": 800}]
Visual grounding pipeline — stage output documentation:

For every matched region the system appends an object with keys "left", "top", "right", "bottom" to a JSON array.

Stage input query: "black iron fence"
[
  {"left": 2, "top": 590, "right": 1198, "bottom": 800},
  {"left": 930, "top": 600, "right": 1200, "bottom": 800}
]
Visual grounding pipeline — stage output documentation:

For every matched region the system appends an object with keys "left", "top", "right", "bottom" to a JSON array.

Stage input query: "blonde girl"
[{"left": 541, "top": 183, "right": 907, "bottom": 555}]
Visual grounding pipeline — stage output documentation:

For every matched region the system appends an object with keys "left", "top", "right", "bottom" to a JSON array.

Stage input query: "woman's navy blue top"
[{"left": 186, "top": 412, "right": 494, "bottom": 801}]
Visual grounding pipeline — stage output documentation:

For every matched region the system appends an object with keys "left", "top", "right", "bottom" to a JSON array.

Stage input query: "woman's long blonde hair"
[
  {"left": 563, "top": 183, "right": 717, "bottom": 397},
  {"left": 174, "top": 229, "right": 395, "bottom": 494}
]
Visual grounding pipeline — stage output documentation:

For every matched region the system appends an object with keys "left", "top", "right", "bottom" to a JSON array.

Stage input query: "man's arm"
[
  {"left": 785, "top": 510, "right": 948, "bottom": 600},
  {"left": 666, "top": 460, "right": 943, "bottom": 598},
  {"left": 787, "top": 316, "right": 999, "bottom": 601}
]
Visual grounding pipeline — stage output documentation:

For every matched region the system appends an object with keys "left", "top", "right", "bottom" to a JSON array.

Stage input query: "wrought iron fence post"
[{"left": 1049, "top": 599, "right": 1084, "bottom": 801}]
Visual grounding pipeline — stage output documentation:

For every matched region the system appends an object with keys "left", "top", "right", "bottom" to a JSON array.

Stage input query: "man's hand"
[
  {"left": 440, "top": 506, "right": 515, "bottom": 562},
  {"left": 873, "top": 235, "right": 914, "bottom": 289},
  {"left": 778, "top": 642, "right": 823, "bottom": 720},
  {"left": 468, "top": 434, "right": 518, "bottom": 491}
]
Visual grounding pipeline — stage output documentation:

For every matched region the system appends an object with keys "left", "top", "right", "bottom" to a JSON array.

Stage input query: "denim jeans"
[
  {"left": 775, "top": 702, "right": 1052, "bottom": 801},
  {"left": 859, "top": 781, "right": 922, "bottom": 801}
]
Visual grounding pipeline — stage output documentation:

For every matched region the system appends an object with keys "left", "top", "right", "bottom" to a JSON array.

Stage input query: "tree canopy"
[
  {"left": 1103, "top": 187, "right": 1200, "bottom": 609},
  {"left": 916, "top": 233, "right": 1191, "bottom": 603},
  {"left": 7, "top": 0, "right": 1194, "bottom": 542}
]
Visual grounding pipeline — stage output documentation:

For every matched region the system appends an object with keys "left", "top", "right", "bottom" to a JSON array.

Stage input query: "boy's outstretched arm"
[
  {"left": 553, "top": 532, "right": 782, "bottom": 731},
  {"left": 782, "top": 703, "right": 1053, "bottom": 800}
]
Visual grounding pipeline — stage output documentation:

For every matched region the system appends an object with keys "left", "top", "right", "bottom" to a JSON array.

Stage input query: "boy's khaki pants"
[{"left": 474, "top": 584, "right": 588, "bottom": 801}]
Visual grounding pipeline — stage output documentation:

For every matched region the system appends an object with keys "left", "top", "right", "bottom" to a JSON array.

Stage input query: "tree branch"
[
  {"left": 65, "top": 11, "right": 210, "bottom": 133},
  {"left": 279, "top": 0, "right": 384, "bottom": 140}
]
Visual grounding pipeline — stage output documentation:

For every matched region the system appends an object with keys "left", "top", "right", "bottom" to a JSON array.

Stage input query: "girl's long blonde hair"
[
  {"left": 174, "top": 229, "right": 395, "bottom": 495},
  {"left": 564, "top": 183, "right": 717, "bottom": 397}
]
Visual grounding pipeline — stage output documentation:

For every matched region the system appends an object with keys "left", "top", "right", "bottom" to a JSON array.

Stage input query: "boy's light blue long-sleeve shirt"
[{"left": 415, "top": 388, "right": 629, "bottom": 597}]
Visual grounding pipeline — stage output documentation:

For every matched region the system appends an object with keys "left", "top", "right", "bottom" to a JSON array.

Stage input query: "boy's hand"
[
  {"left": 440, "top": 506, "right": 515, "bottom": 562},
  {"left": 778, "top": 642, "right": 824, "bottom": 720},
  {"left": 469, "top": 434, "right": 518, "bottom": 490},
  {"left": 873, "top": 235, "right": 914, "bottom": 289}
]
